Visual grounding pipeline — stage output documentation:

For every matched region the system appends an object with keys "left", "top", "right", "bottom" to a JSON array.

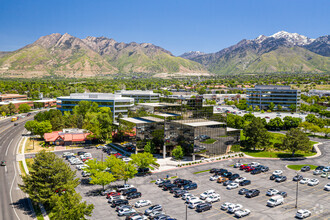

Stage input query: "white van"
[
  {"left": 188, "top": 200, "right": 204, "bottom": 209},
  {"left": 267, "top": 195, "right": 284, "bottom": 207}
]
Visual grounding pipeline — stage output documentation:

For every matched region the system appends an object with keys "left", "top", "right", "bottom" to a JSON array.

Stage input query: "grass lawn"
[
  {"left": 240, "top": 131, "right": 284, "bottom": 145},
  {"left": 19, "top": 161, "right": 27, "bottom": 176},
  {"left": 193, "top": 169, "right": 211, "bottom": 174},
  {"left": 287, "top": 164, "right": 318, "bottom": 170},
  {"left": 201, "top": 139, "right": 217, "bottom": 144},
  {"left": 25, "top": 158, "right": 34, "bottom": 172},
  {"left": 241, "top": 149, "right": 316, "bottom": 158}
]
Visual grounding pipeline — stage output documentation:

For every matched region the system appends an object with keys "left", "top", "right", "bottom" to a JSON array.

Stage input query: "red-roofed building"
[{"left": 44, "top": 129, "right": 92, "bottom": 146}]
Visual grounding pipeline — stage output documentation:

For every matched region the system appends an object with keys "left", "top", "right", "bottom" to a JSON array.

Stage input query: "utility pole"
[
  {"left": 185, "top": 204, "right": 188, "bottom": 220},
  {"left": 295, "top": 171, "right": 299, "bottom": 208}
]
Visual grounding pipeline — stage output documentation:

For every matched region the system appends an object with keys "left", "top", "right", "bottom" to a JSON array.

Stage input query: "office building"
[
  {"left": 115, "top": 90, "right": 160, "bottom": 103},
  {"left": 56, "top": 93, "right": 134, "bottom": 121},
  {"left": 247, "top": 85, "right": 301, "bottom": 110},
  {"left": 0, "top": 94, "right": 27, "bottom": 102}
]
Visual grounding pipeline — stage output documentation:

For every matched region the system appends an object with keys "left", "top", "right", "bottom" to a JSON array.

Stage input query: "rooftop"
[
  {"left": 154, "top": 113, "right": 181, "bottom": 118},
  {"left": 34, "top": 99, "right": 56, "bottom": 103},
  {"left": 138, "top": 102, "right": 181, "bottom": 107},
  {"left": 227, "top": 127, "right": 240, "bottom": 132},
  {"left": 115, "top": 90, "right": 160, "bottom": 95},
  {"left": 0, "top": 100, "right": 33, "bottom": 105},
  {"left": 121, "top": 116, "right": 164, "bottom": 124},
  {"left": 173, "top": 119, "right": 225, "bottom": 127},
  {"left": 57, "top": 93, "right": 134, "bottom": 101},
  {"left": 253, "top": 85, "right": 294, "bottom": 90},
  {"left": 0, "top": 94, "right": 27, "bottom": 98}
]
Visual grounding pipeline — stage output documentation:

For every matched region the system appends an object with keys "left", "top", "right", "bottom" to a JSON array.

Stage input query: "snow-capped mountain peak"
[{"left": 270, "top": 31, "right": 315, "bottom": 45}]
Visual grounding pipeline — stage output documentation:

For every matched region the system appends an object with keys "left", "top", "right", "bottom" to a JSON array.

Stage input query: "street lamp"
[{"left": 295, "top": 170, "right": 300, "bottom": 209}]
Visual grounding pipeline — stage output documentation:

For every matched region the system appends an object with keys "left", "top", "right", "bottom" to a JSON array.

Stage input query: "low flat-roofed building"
[
  {"left": 115, "top": 90, "right": 160, "bottom": 103},
  {"left": 0, "top": 100, "right": 33, "bottom": 111},
  {"left": 34, "top": 99, "right": 57, "bottom": 108},
  {"left": 0, "top": 94, "right": 27, "bottom": 102},
  {"left": 309, "top": 89, "right": 330, "bottom": 97}
]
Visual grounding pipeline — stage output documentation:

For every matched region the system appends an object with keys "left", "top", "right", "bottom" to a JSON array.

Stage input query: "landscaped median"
[{"left": 287, "top": 164, "right": 318, "bottom": 170}]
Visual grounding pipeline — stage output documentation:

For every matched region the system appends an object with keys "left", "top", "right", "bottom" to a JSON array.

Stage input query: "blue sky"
[{"left": 0, "top": 0, "right": 329, "bottom": 55}]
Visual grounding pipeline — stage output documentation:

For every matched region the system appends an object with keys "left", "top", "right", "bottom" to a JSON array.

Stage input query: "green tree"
[
  {"left": 144, "top": 141, "right": 155, "bottom": 154},
  {"left": 73, "top": 101, "right": 93, "bottom": 119},
  {"left": 110, "top": 158, "right": 137, "bottom": 184},
  {"left": 172, "top": 145, "right": 184, "bottom": 160},
  {"left": 84, "top": 159, "right": 116, "bottom": 190},
  {"left": 267, "top": 117, "right": 284, "bottom": 130},
  {"left": 131, "top": 152, "right": 159, "bottom": 173},
  {"left": 243, "top": 117, "right": 270, "bottom": 151},
  {"left": 289, "top": 104, "right": 296, "bottom": 112},
  {"left": 254, "top": 105, "right": 260, "bottom": 111},
  {"left": 20, "top": 150, "right": 79, "bottom": 206},
  {"left": 269, "top": 102, "right": 275, "bottom": 111},
  {"left": 0, "top": 105, "right": 9, "bottom": 115},
  {"left": 282, "top": 128, "right": 311, "bottom": 157},
  {"left": 50, "top": 115, "right": 65, "bottom": 131},
  {"left": 35, "top": 121, "right": 52, "bottom": 138},
  {"left": 283, "top": 116, "right": 302, "bottom": 129},
  {"left": 8, "top": 103, "right": 17, "bottom": 114},
  {"left": 18, "top": 103, "right": 31, "bottom": 113},
  {"left": 24, "top": 120, "right": 38, "bottom": 134},
  {"left": 50, "top": 189, "right": 94, "bottom": 220},
  {"left": 277, "top": 104, "right": 282, "bottom": 111}
]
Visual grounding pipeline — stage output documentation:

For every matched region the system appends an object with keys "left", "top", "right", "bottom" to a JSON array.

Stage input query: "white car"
[
  {"left": 300, "top": 178, "right": 310, "bottom": 184},
  {"left": 135, "top": 200, "right": 151, "bottom": 208},
  {"left": 210, "top": 175, "right": 220, "bottom": 181},
  {"left": 182, "top": 193, "right": 194, "bottom": 200},
  {"left": 155, "top": 179, "right": 165, "bottom": 185},
  {"left": 122, "top": 157, "right": 132, "bottom": 163},
  {"left": 296, "top": 209, "right": 311, "bottom": 219},
  {"left": 205, "top": 194, "right": 220, "bottom": 203},
  {"left": 323, "top": 166, "right": 330, "bottom": 172},
  {"left": 228, "top": 204, "right": 243, "bottom": 213},
  {"left": 234, "top": 163, "right": 243, "bottom": 168},
  {"left": 324, "top": 183, "right": 330, "bottom": 191},
  {"left": 221, "top": 202, "right": 234, "bottom": 210},
  {"left": 266, "top": 189, "right": 279, "bottom": 196},
  {"left": 100, "top": 189, "right": 115, "bottom": 196},
  {"left": 308, "top": 179, "right": 319, "bottom": 186},
  {"left": 108, "top": 195, "right": 124, "bottom": 203},
  {"left": 235, "top": 209, "right": 251, "bottom": 218},
  {"left": 63, "top": 152, "right": 74, "bottom": 157},
  {"left": 188, "top": 200, "right": 204, "bottom": 209},
  {"left": 235, "top": 177, "right": 246, "bottom": 183},
  {"left": 249, "top": 162, "right": 260, "bottom": 167},
  {"left": 186, "top": 196, "right": 199, "bottom": 204},
  {"left": 320, "top": 173, "right": 328, "bottom": 178},
  {"left": 81, "top": 171, "right": 90, "bottom": 177},
  {"left": 273, "top": 170, "right": 283, "bottom": 175},
  {"left": 200, "top": 190, "right": 215, "bottom": 200},
  {"left": 118, "top": 208, "right": 136, "bottom": 216},
  {"left": 227, "top": 183, "right": 239, "bottom": 190},
  {"left": 117, "top": 184, "right": 135, "bottom": 192},
  {"left": 84, "top": 153, "right": 92, "bottom": 158},
  {"left": 313, "top": 170, "right": 322, "bottom": 175}
]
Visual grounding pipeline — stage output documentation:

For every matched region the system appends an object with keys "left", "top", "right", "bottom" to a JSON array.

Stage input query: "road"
[{"left": 0, "top": 114, "right": 36, "bottom": 220}]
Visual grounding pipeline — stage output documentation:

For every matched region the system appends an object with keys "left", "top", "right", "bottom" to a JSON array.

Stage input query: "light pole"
[
  {"left": 185, "top": 204, "right": 188, "bottom": 220},
  {"left": 295, "top": 171, "right": 300, "bottom": 209}
]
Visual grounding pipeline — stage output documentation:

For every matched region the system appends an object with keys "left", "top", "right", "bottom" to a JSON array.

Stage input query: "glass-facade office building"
[
  {"left": 247, "top": 85, "right": 301, "bottom": 110},
  {"left": 115, "top": 90, "right": 160, "bottom": 103},
  {"left": 57, "top": 93, "right": 134, "bottom": 121}
]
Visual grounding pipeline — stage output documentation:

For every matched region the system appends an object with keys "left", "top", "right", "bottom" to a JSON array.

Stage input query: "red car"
[
  {"left": 82, "top": 157, "right": 92, "bottom": 162},
  {"left": 106, "top": 192, "right": 120, "bottom": 198},
  {"left": 245, "top": 167, "right": 255, "bottom": 172},
  {"left": 114, "top": 153, "right": 122, "bottom": 157},
  {"left": 240, "top": 165, "right": 248, "bottom": 170}
]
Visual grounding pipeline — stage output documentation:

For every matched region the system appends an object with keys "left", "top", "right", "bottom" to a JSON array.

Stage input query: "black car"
[
  {"left": 183, "top": 183, "right": 198, "bottom": 190},
  {"left": 293, "top": 175, "right": 303, "bottom": 181},
  {"left": 216, "top": 169, "right": 228, "bottom": 175},
  {"left": 210, "top": 168, "right": 220, "bottom": 173},
  {"left": 177, "top": 180, "right": 192, "bottom": 187},
  {"left": 315, "top": 166, "right": 325, "bottom": 171},
  {"left": 173, "top": 178, "right": 184, "bottom": 184},
  {"left": 229, "top": 174, "right": 240, "bottom": 180},
  {"left": 122, "top": 188, "right": 137, "bottom": 196},
  {"left": 158, "top": 180, "right": 171, "bottom": 187},
  {"left": 170, "top": 187, "right": 181, "bottom": 194},
  {"left": 174, "top": 189, "right": 187, "bottom": 197},
  {"left": 77, "top": 151, "right": 87, "bottom": 156},
  {"left": 270, "top": 174, "right": 282, "bottom": 180},
  {"left": 163, "top": 183, "right": 177, "bottom": 191},
  {"left": 223, "top": 172, "right": 233, "bottom": 178},
  {"left": 111, "top": 199, "right": 129, "bottom": 207},
  {"left": 301, "top": 166, "right": 310, "bottom": 172},
  {"left": 275, "top": 176, "right": 287, "bottom": 182},
  {"left": 238, "top": 188, "right": 249, "bottom": 195},
  {"left": 251, "top": 169, "right": 262, "bottom": 175},
  {"left": 223, "top": 180, "right": 233, "bottom": 186},
  {"left": 126, "top": 192, "right": 141, "bottom": 200},
  {"left": 245, "top": 189, "right": 260, "bottom": 198},
  {"left": 196, "top": 203, "right": 212, "bottom": 212},
  {"left": 27, "top": 113, "right": 31, "bottom": 116},
  {"left": 240, "top": 180, "right": 251, "bottom": 186},
  {"left": 277, "top": 191, "right": 287, "bottom": 198}
]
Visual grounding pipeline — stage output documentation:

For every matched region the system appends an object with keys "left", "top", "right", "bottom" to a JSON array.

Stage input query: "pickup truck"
[{"left": 117, "top": 184, "right": 135, "bottom": 192}]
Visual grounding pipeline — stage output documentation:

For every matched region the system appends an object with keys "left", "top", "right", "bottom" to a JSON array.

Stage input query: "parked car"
[
  {"left": 209, "top": 175, "right": 220, "bottom": 181},
  {"left": 183, "top": 183, "right": 198, "bottom": 190},
  {"left": 245, "top": 167, "right": 255, "bottom": 172},
  {"left": 315, "top": 166, "right": 325, "bottom": 171},
  {"left": 295, "top": 209, "right": 311, "bottom": 219},
  {"left": 251, "top": 169, "right": 262, "bottom": 175},
  {"left": 221, "top": 202, "right": 234, "bottom": 210},
  {"left": 144, "top": 205, "right": 163, "bottom": 215},
  {"left": 275, "top": 176, "right": 287, "bottom": 182},
  {"left": 188, "top": 200, "right": 204, "bottom": 209},
  {"left": 277, "top": 191, "right": 287, "bottom": 198},
  {"left": 320, "top": 172, "right": 328, "bottom": 178},
  {"left": 101, "top": 188, "right": 116, "bottom": 196},
  {"left": 135, "top": 200, "right": 151, "bottom": 208},
  {"left": 240, "top": 180, "right": 251, "bottom": 186},
  {"left": 210, "top": 168, "right": 220, "bottom": 173},
  {"left": 155, "top": 179, "right": 165, "bottom": 185},
  {"left": 173, "top": 189, "right": 188, "bottom": 198},
  {"left": 148, "top": 211, "right": 165, "bottom": 219},
  {"left": 238, "top": 188, "right": 249, "bottom": 195},
  {"left": 323, "top": 166, "right": 330, "bottom": 172},
  {"left": 227, "top": 183, "right": 239, "bottom": 190},
  {"left": 177, "top": 180, "right": 192, "bottom": 187},
  {"left": 301, "top": 166, "right": 311, "bottom": 172},
  {"left": 228, "top": 204, "right": 243, "bottom": 213},
  {"left": 217, "top": 177, "right": 229, "bottom": 183},
  {"left": 234, "top": 163, "right": 243, "bottom": 168},
  {"left": 300, "top": 178, "right": 310, "bottom": 184},
  {"left": 158, "top": 180, "right": 171, "bottom": 187},
  {"left": 273, "top": 170, "right": 283, "bottom": 175},
  {"left": 313, "top": 170, "right": 322, "bottom": 175},
  {"left": 293, "top": 175, "right": 304, "bottom": 181},
  {"left": 308, "top": 179, "right": 319, "bottom": 186},
  {"left": 106, "top": 192, "right": 120, "bottom": 198},
  {"left": 182, "top": 193, "right": 194, "bottom": 200},
  {"left": 116, "top": 204, "right": 132, "bottom": 212},
  {"left": 235, "top": 177, "right": 246, "bottom": 183},
  {"left": 117, "top": 184, "right": 135, "bottom": 192},
  {"left": 127, "top": 192, "right": 142, "bottom": 200},
  {"left": 270, "top": 174, "right": 282, "bottom": 180},
  {"left": 205, "top": 194, "right": 220, "bottom": 203},
  {"left": 163, "top": 183, "right": 177, "bottom": 191},
  {"left": 123, "top": 188, "right": 138, "bottom": 196},
  {"left": 267, "top": 195, "right": 284, "bottom": 207},
  {"left": 223, "top": 180, "right": 233, "bottom": 186},
  {"left": 234, "top": 209, "right": 251, "bottom": 218},
  {"left": 118, "top": 208, "right": 137, "bottom": 216},
  {"left": 324, "top": 183, "right": 330, "bottom": 191},
  {"left": 108, "top": 195, "right": 125, "bottom": 203},
  {"left": 169, "top": 187, "right": 181, "bottom": 194},
  {"left": 266, "top": 189, "right": 279, "bottom": 196},
  {"left": 240, "top": 165, "right": 248, "bottom": 170},
  {"left": 245, "top": 189, "right": 260, "bottom": 198},
  {"left": 195, "top": 203, "right": 212, "bottom": 212},
  {"left": 111, "top": 199, "right": 129, "bottom": 207},
  {"left": 260, "top": 166, "right": 269, "bottom": 172},
  {"left": 200, "top": 190, "right": 215, "bottom": 200},
  {"left": 229, "top": 173, "right": 240, "bottom": 180}
]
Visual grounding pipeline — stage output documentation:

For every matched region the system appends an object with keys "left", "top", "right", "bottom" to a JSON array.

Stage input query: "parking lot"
[{"left": 57, "top": 146, "right": 330, "bottom": 220}]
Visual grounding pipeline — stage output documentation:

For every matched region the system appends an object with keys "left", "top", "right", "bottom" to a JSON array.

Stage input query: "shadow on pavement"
[{"left": 11, "top": 198, "right": 35, "bottom": 218}]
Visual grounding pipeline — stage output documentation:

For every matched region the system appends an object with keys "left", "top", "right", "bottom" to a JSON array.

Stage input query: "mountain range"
[
  {"left": 0, "top": 31, "right": 329, "bottom": 77},
  {"left": 181, "top": 31, "right": 330, "bottom": 74},
  {"left": 0, "top": 33, "right": 205, "bottom": 78}
]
